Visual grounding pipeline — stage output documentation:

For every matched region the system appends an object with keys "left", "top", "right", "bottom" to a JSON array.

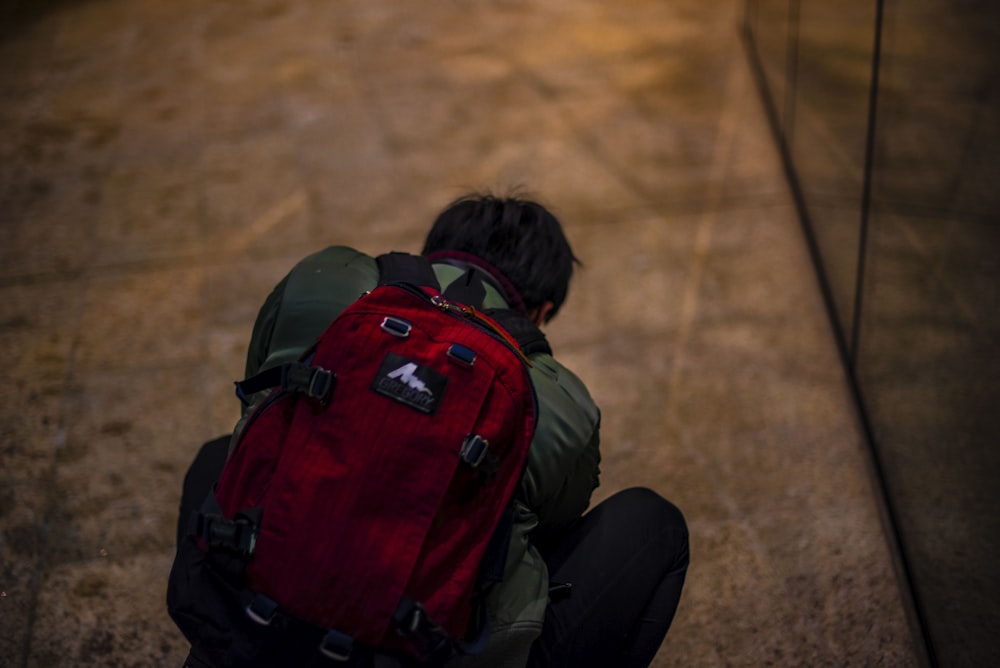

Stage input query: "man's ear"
[{"left": 529, "top": 301, "right": 555, "bottom": 327}]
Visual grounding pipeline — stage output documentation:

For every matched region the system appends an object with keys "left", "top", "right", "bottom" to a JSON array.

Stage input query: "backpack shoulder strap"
[
  {"left": 486, "top": 309, "right": 552, "bottom": 357},
  {"left": 375, "top": 252, "right": 551, "bottom": 356},
  {"left": 376, "top": 252, "right": 441, "bottom": 290}
]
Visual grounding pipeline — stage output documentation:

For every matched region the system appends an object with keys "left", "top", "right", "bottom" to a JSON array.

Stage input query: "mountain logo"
[{"left": 371, "top": 353, "right": 448, "bottom": 414}]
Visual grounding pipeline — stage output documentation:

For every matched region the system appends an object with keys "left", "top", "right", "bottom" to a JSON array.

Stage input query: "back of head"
[{"left": 421, "top": 193, "right": 579, "bottom": 322}]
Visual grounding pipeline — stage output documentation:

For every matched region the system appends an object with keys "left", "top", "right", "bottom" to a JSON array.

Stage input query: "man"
[{"left": 175, "top": 193, "right": 689, "bottom": 667}]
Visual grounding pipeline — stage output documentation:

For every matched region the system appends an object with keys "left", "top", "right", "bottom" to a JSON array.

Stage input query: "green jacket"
[{"left": 240, "top": 246, "right": 601, "bottom": 667}]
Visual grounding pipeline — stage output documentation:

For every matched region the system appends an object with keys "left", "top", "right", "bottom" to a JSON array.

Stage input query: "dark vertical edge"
[
  {"left": 851, "top": 0, "right": 939, "bottom": 665},
  {"left": 740, "top": 2, "right": 936, "bottom": 665}
]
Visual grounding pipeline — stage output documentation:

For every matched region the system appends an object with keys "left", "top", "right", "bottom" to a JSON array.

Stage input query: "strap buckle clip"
[
  {"left": 283, "top": 363, "right": 335, "bottom": 405},
  {"left": 196, "top": 513, "right": 256, "bottom": 556},
  {"left": 319, "top": 629, "right": 354, "bottom": 662},
  {"left": 393, "top": 599, "right": 454, "bottom": 662},
  {"left": 245, "top": 594, "right": 278, "bottom": 626},
  {"left": 307, "top": 368, "right": 334, "bottom": 404},
  {"left": 459, "top": 435, "right": 490, "bottom": 469}
]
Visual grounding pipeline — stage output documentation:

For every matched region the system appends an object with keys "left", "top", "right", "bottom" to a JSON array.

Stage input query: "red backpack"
[{"left": 168, "top": 253, "right": 547, "bottom": 667}]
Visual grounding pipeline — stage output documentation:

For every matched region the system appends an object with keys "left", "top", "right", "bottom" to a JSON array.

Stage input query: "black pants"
[
  {"left": 529, "top": 487, "right": 689, "bottom": 667},
  {"left": 177, "top": 437, "right": 689, "bottom": 668}
]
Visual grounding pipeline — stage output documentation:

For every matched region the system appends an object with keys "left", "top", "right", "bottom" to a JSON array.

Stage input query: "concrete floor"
[{"left": 0, "top": 0, "right": 923, "bottom": 665}]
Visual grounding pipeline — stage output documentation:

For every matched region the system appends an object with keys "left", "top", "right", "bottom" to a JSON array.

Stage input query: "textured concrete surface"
[{"left": 1, "top": 0, "right": 922, "bottom": 666}]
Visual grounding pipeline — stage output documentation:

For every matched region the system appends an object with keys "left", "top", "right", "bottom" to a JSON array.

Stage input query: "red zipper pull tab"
[{"left": 430, "top": 293, "right": 532, "bottom": 367}]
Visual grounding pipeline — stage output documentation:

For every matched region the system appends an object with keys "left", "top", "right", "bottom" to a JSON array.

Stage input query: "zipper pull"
[
  {"left": 431, "top": 294, "right": 474, "bottom": 316},
  {"left": 430, "top": 292, "right": 533, "bottom": 367},
  {"left": 430, "top": 294, "right": 452, "bottom": 312}
]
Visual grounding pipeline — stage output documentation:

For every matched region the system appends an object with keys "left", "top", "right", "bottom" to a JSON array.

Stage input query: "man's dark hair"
[{"left": 421, "top": 193, "right": 579, "bottom": 322}]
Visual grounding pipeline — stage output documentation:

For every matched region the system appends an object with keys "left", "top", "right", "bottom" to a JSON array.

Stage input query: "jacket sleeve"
[
  {"left": 236, "top": 246, "right": 378, "bottom": 434},
  {"left": 244, "top": 246, "right": 379, "bottom": 378},
  {"left": 244, "top": 273, "right": 290, "bottom": 379},
  {"left": 519, "top": 354, "right": 602, "bottom": 534}
]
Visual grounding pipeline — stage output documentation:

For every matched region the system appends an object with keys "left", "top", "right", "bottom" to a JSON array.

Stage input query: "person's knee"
[
  {"left": 608, "top": 487, "right": 687, "bottom": 530},
  {"left": 607, "top": 487, "right": 689, "bottom": 568}
]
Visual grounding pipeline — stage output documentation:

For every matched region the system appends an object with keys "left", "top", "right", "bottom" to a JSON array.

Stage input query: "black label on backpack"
[{"left": 371, "top": 353, "right": 448, "bottom": 414}]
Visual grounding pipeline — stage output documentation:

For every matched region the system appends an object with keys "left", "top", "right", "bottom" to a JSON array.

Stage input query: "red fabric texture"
[{"left": 214, "top": 285, "right": 535, "bottom": 652}]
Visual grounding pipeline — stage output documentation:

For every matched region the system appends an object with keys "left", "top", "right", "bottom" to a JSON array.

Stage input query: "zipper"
[{"left": 388, "top": 282, "right": 533, "bottom": 367}]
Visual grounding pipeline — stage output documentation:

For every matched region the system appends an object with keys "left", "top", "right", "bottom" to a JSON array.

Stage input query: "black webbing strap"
[
  {"left": 377, "top": 252, "right": 503, "bottom": 312},
  {"left": 241, "top": 590, "right": 409, "bottom": 667},
  {"left": 376, "top": 252, "right": 441, "bottom": 290},
  {"left": 442, "top": 267, "right": 488, "bottom": 308},
  {"left": 234, "top": 361, "right": 335, "bottom": 406},
  {"left": 376, "top": 253, "right": 550, "bottom": 358},
  {"left": 188, "top": 489, "right": 261, "bottom": 586},
  {"left": 190, "top": 488, "right": 261, "bottom": 557},
  {"left": 485, "top": 309, "right": 551, "bottom": 357},
  {"left": 182, "top": 647, "right": 216, "bottom": 668},
  {"left": 478, "top": 506, "right": 513, "bottom": 585},
  {"left": 393, "top": 598, "right": 456, "bottom": 664}
]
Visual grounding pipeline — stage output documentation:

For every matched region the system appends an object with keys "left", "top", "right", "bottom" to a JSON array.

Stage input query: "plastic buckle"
[
  {"left": 238, "top": 519, "right": 257, "bottom": 555},
  {"left": 319, "top": 629, "right": 354, "bottom": 662},
  {"left": 202, "top": 515, "right": 256, "bottom": 555},
  {"left": 205, "top": 516, "right": 236, "bottom": 546},
  {"left": 395, "top": 599, "right": 425, "bottom": 635},
  {"left": 459, "top": 435, "right": 490, "bottom": 469},
  {"left": 245, "top": 594, "right": 278, "bottom": 626},
  {"left": 447, "top": 344, "right": 476, "bottom": 367},
  {"left": 393, "top": 600, "right": 453, "bottom": 662},
  {"left": 307, "top": 368, "right": 334, "bottom": 405},
  {"left": 381, "top": 316, "right": 412, "bottom": 337}
]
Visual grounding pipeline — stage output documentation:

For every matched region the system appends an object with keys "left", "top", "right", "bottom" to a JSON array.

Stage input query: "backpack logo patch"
[{"left": 372, "top": 352, "right": 448, "bottom": 414}]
